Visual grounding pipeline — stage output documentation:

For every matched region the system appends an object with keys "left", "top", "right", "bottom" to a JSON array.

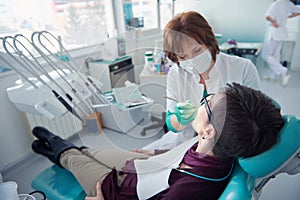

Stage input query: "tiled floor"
[
  {"left": 2, "top": 57, "right": 300, "bottom": 199},
  {"left": 256, "top": 58, "right": 300, "bottom": 118}
]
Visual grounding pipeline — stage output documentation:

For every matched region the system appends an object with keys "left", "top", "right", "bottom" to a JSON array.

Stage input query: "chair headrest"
[{"left": 238, "top": 115, "right": 300, "bottom": 178}]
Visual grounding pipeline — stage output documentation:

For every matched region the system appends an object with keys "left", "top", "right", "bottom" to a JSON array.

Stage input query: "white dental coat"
[
  {"left": 265, "top": 0, "right": 300, "bottom": 41},
  {"left": 263, "top": 0, "right": 300, "bottom": 76},
  {"left": 143, "top": 52, "right": 260, "bottom": 150}
]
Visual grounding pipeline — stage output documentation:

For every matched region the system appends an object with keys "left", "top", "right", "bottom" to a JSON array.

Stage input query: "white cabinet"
[{"left": 139, "top": 69, "right": 167, "bottom": 114}]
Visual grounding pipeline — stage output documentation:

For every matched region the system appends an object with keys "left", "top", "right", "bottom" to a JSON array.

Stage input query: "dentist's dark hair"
[{"left": 211, "top": 83, "right": 284, "bottom": 160}]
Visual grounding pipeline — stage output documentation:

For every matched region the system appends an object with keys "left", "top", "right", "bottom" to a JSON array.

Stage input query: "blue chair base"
[{"left": 31, "top": 165, "right": 86, "bottom": 200}]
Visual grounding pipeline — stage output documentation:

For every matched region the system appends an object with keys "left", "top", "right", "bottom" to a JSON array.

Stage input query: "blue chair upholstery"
[
  {"left": 219, "top": 163, "right": 255, "bottom": 200},
  {"left": 31, "top": 165, "right": 86, "bottom": 200},
  {"left": 219, "top": 115, "right": 300, "bottom": 200}
]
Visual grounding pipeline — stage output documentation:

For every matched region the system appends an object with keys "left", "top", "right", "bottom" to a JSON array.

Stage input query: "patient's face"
[{"left": 192, "top": 93, "right": 223, "bottom": 136}]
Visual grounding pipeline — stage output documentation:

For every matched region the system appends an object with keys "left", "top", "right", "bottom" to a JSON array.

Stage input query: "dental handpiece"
[{"left": 163, "top": 96, "right": 180, "bottom": 103}]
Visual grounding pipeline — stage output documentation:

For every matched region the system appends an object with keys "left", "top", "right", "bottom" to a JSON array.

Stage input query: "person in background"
[
  {"left": 263, "top": 0, "right": 300, "bottom": 86},
  {"left": 138, "top": 11, "right": 260, "bottom": 153},
  {"left": 31, "top": 83, "right": 283, "bottom": 200}
]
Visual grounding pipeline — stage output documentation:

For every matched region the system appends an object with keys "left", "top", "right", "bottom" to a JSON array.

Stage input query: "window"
[
  {"left": 0, "top": 0, "right": 109, "bottom": 50},
  {"left": 159, "top": 0, "right": 174, "bottom": 29},
  {"left": 130, "top": 0, "right": 174, "bottom": 29},
  {"left": 131, "top": 0, "right": 158, "bottom": 28}
]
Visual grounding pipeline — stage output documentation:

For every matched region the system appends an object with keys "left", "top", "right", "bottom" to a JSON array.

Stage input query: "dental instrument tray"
[{"left": 112, "top": 84, "right": 153, "bottom": 108}]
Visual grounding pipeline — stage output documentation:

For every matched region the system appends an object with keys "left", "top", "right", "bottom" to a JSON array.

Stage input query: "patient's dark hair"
[{"left": 212, "top": 83, "right": 284, "bottom": 160}]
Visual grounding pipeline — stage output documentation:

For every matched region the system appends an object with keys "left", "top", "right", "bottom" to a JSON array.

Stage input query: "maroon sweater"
[{"left": 102, "top": 143, "right": 233, "bottom": 200}]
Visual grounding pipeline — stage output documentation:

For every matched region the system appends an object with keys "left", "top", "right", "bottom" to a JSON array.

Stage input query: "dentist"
[{"left": 141, "top": 11, "right": 261, "bottom": 151}]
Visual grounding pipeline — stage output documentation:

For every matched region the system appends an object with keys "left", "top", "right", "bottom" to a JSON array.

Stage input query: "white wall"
[
  {"left": 174, "top": 0, "right": 273, "bottom": 42},
  {"left": 0, "top": 73, "right": 32, "bottom": 170},
  {"left": 289, "top": 16, "right": 300, "bottom": 70}
]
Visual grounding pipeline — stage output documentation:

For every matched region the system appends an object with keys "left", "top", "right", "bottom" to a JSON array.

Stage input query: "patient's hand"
[
  {"left": 132, "top": 149, "right": 155, "bottom": 156},
  {"left": 85, "top": 182, "right": 104, "bottom": 200}
]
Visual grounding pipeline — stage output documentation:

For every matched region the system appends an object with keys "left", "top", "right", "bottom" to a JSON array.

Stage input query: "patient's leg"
[{"left": 60, "top": 148, "right": 150, "bottom": 196}]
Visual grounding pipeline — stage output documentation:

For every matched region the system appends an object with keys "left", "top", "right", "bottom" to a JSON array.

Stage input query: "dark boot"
[
  {"left": 47, "top": 135, "right": 79, "bottom": 168},
  {"left": 32, "top": 140, "right": 60, "bottom": 167},
  {"left": 32, "top": 126, "right": 58, "bottom": 142},
  {"left": 32, "top": 126, "right": 79, "bottom": 168}
]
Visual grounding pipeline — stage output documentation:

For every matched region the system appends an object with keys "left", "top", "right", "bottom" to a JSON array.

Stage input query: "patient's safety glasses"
[{"left": 200, "top": 94, "right": 214, "bottom": 122}]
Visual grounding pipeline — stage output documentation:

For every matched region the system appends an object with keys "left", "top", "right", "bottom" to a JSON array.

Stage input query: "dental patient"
[{"left": 31, "top": 83, "right": 284, "bottom": 200}]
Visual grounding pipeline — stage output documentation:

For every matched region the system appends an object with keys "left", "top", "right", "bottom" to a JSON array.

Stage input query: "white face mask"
[{"left": 179, "top": 49, "right": 212, "bottom": 74}]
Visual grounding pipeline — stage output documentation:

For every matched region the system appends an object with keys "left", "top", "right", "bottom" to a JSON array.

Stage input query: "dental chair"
[
  {"left": 31, "top": 114, "right": 300, "bottom": 200},
  {"left": 219, "top": 114, "right": 300, "bottom": 200}
]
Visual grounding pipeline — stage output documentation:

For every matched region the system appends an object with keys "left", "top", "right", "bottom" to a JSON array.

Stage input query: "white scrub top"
[
  {"left": 265, "top": 0, "right": 300, "bottom": 41},
  {"left": 143, "top": 52, "right": 260, "bottom": 150}
]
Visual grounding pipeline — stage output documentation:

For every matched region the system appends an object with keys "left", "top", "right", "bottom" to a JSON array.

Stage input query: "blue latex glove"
[{"left": 174, "top": 100, "right": 198, "bottom": 125}]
